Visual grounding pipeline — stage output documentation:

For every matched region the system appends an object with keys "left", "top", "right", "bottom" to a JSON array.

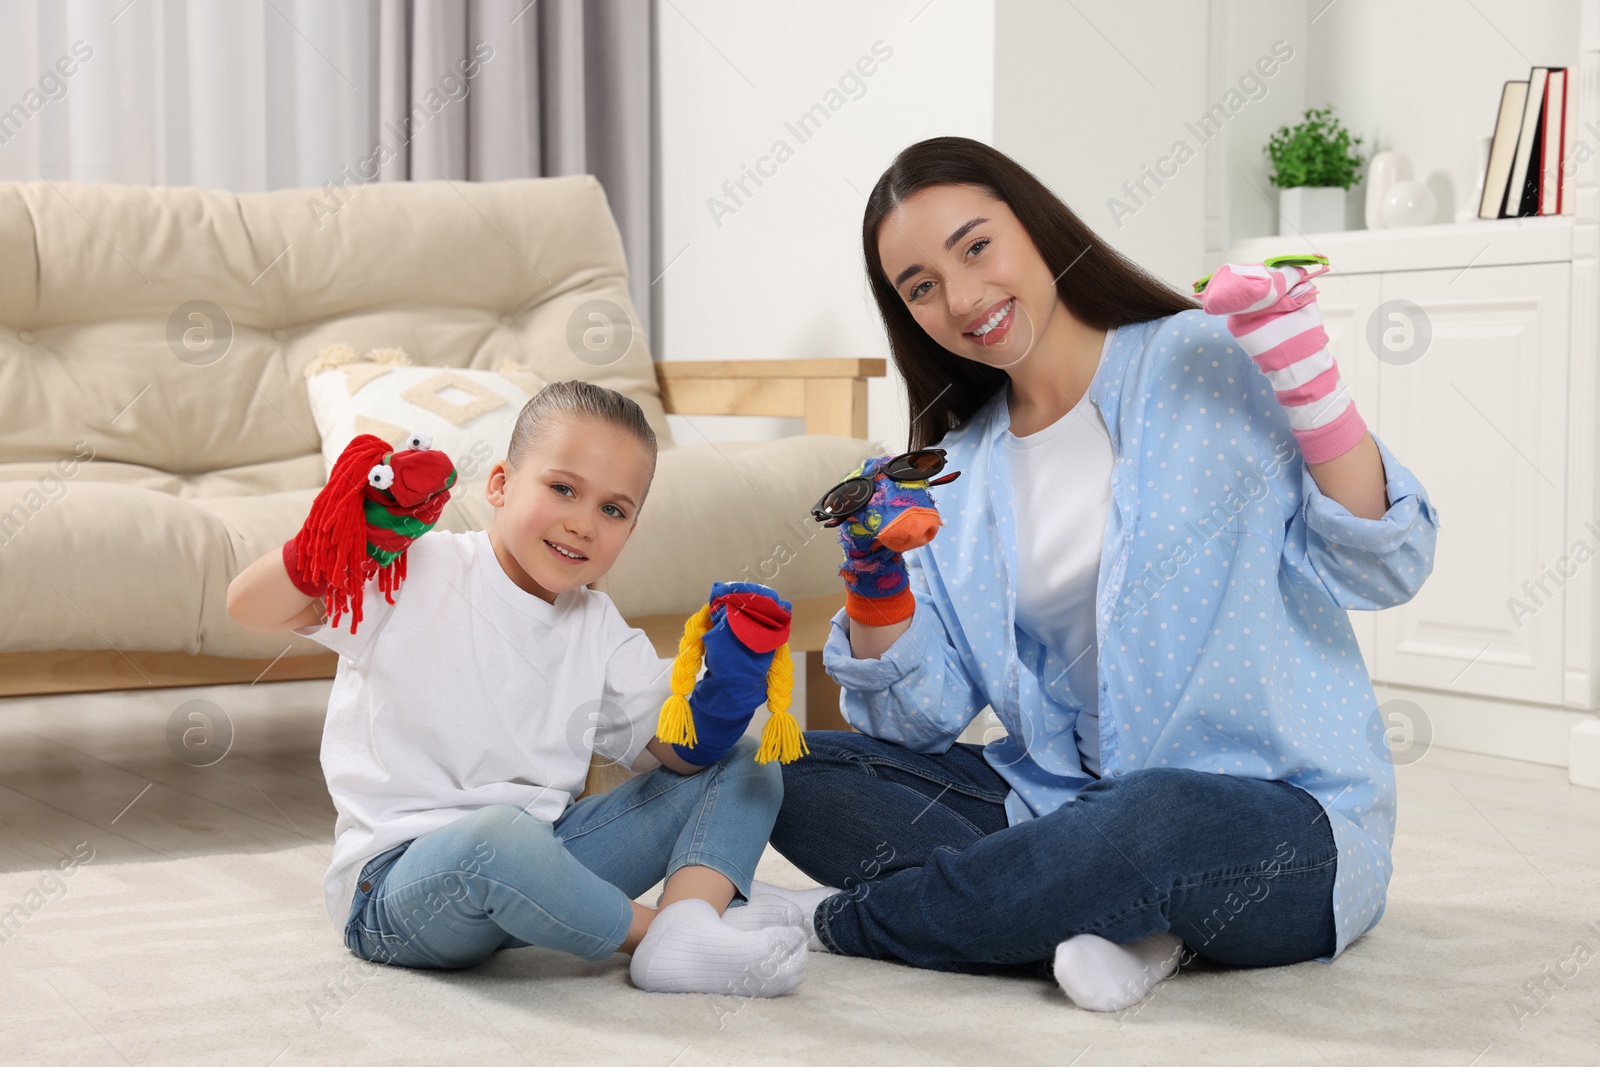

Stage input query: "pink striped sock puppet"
[{"left": 1192, "top": 253, "right": 1368, "bottom": 465}]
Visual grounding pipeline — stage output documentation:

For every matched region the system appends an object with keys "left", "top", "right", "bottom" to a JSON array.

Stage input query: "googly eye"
[
  {"left": 368, "top": 464, "right": 394, "bottom": 490},
  {"left": 405, "top": 431, "right": 433, "bottom": 451}
]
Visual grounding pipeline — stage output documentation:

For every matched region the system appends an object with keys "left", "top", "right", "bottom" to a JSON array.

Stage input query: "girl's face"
[
  {"left": 484, "top": 416, "right": 654, "bottom": 603},
  {"left": 876, "top": 183, "right": 1059, "bottom": 369}
]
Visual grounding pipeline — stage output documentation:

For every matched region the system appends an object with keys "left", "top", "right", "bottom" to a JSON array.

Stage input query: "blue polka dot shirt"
[{"left": 823, "top": 309, "right": 1443, "bottom": 959}]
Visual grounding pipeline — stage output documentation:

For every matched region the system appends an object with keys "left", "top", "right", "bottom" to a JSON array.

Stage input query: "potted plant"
[{"left": 1265, "top": 105, "right": 1366, "bottom": 235}]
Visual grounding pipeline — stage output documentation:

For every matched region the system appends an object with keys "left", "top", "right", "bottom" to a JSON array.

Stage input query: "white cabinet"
[
  {"left": 1371, "top": 263, "right": 1570, "bottom": 706},
  {"left": 1227, "top": 222, "right": 1595, "bottom": 766}
]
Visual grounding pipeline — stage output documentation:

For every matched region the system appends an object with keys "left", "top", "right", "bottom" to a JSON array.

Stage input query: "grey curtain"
[{"left": 374, "top": 0, "right": 654, "bottom": 334}]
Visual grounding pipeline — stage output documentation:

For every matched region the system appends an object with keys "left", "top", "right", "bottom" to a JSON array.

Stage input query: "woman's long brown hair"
[{"left": 862, "top": 136, "right": 1201, "bottom": 450}]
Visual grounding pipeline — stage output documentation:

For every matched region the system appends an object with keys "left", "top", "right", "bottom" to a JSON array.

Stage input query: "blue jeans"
[
  {"left": 345, "top": 737, "right": 781, "bottom": 968},
  {"left": 770, "top": 731, "right": 1338, "bottom": 975}
]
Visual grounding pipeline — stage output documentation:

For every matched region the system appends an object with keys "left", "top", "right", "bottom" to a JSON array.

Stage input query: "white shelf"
[{"left": 1227, "top": 215, "right": 1576, "bottom": 274}]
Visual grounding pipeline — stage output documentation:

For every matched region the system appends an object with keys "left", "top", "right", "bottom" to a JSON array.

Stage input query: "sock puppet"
[
  {"left": 1192, "top": 252, "right": 1368, "bottom": 465},
  {"left": 812, "top": 450, "right": 961, "bottom": 627},
  {"left": 282, "top": 431, "right": 457, "bottom": 633},
  {"left": 658, "top": 451, "right": 963, "bottom": 766},
  {"left": 655, "top": 581, "right": 806, "bottom": 765}
]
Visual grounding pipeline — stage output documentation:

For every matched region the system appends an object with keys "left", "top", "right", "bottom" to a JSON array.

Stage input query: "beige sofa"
[{"left": 0, "top": 175, "right": 882, "bottom": 729}]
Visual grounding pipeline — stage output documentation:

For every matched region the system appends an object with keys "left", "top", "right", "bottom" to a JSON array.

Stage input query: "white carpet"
[{"left": 4, "top": 824, "right": 1599, "bottom": 1067}]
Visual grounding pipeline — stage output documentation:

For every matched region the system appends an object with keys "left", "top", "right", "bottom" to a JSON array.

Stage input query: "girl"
[
  {"left": 759, "top": 137, "right": 1441, "bottom": 1011},
  {"left": 227, "top": 380, "right": 808, "bottom": 996}
]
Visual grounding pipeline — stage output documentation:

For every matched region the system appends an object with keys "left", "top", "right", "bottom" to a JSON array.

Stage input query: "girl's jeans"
[
  {"left": 345, "top": 737, "right": 780, "bottom": 969},
  {"left": 770, "top": 731, "right": 1341, "bottom": 974}
]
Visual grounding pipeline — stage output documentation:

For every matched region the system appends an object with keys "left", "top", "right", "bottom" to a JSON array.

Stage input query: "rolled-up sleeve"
[
  {"left": 821, "top": 552, "right": 989, "bottom": 751},
  {"left": 1280, "top": 430, "right": 1442, "bottom": 610}
]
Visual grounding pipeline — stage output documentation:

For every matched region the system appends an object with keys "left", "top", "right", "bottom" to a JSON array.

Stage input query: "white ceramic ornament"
[
  {"left": 1365, "top": 152, "right": 1413, "bottom": 230},
  {"left": 1381, "top": 180, "right": 1437, "bottom": 228}
]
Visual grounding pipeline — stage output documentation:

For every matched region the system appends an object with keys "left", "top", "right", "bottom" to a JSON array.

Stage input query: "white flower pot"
[{"left": 1277, "top": 186, "right": 1347, "bottom": 235}]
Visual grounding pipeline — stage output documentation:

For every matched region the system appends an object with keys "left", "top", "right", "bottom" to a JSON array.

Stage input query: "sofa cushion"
[
  {"left": 0, "top": 175, "right": 674, "bottom": 486},
  {"left": 0, "top": 479, "right": 243, "bottom": 656},
  {"left": 0, "top": 455, "right": 328, "bottom": 500},
  {"left": 303, "top": 352, "right": 543, "bottom": 485},
  {"left": 581, "top": 435, "right": 881, "bottom": 617},
  {"left": 0, "top": 435, "right": 877, "bottom": 658}
]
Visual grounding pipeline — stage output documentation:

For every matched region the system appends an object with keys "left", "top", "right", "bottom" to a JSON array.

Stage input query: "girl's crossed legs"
[{"left": 344, "top": 736, "right": 806, "bottom": 994}]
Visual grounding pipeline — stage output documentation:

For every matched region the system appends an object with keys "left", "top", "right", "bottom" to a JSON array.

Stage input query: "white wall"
[
  {"left": 992, "top": 0, "right": 1214, "bottom": 292},
  {"left": 991, "top": 0, "right": 1585, "bottom": 277},
  {"left": 1302, "top": 0, "right": 1581, "bottom": 229},
  {"left": 1223, "top": 0, "right": 1583, "bottom": 245},
  {"left": 653, "top": 0, "right": 995, "bottom": 452},
  {"left": 1216, "top": 0, "right": 1311, "bottom": 252}
]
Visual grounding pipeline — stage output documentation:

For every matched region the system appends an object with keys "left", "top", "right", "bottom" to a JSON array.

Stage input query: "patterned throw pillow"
[{"left": 304, "top": 345, "right": 546, "bottom": 483}]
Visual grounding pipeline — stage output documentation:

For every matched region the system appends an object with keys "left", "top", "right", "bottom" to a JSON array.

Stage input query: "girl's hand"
[
  {"left": 281, "top": 432, "right": 457, "bottom": 632},
  {"left": 665, "top": 581, "right": 792, "bottom": 767}
]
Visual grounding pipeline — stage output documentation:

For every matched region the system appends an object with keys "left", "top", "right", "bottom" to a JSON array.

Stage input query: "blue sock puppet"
[
  {"left": 820, "top": 451, "right": 960, "bottom": 626},
  {"left": 654, "top": 581, "right": 807, "bottom": 765}
]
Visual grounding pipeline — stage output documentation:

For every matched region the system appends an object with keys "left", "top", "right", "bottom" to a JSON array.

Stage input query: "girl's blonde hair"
[{"left": 506, "top": 380, "right": 658, "bottom": 500}]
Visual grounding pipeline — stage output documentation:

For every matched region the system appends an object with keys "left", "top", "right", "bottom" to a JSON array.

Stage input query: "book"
[
  {"left": 1506, "top": 67, "right": 1551, "bottom": 218},
  {"left": 1480, "top": 79, "right": 1529, "bottom": 219},
  {"left": 1541, "top": 68, "right": 1566, "bottom": 215},
  {"left": 1519, "top": 115, "right": 1544, "bottom": 216},
  {"left": 1564, "top": 63, "right": 1577, "bottom": 214}
]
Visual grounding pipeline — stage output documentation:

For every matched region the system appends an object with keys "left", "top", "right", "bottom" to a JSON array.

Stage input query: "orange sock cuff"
[{"left": 845, "top": 587, "right": 915, "bottom": 627}]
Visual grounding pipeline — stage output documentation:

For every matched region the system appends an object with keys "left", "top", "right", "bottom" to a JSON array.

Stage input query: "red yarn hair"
[{"left": 292, "top": 434, "right": 391, "bottom": 632}]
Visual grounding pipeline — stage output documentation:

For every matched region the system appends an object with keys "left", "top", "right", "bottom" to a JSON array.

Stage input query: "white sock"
[
  {"left": 721, "top": 894, "right": 806, "bottom": 934},
  {"left": 1053, "top": 931, "right": 1185, "bottom": 1012},
  {"left": 630, "top": 899, "right": 807, "bottom": 996},
  {"left": 750, "top": 879, "right": 841, "bottom": 952}
]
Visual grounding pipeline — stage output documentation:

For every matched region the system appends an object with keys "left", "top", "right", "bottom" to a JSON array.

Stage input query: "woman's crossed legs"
[{"left": 769, "top": 731, "right": 1338, "bottom": 1004}]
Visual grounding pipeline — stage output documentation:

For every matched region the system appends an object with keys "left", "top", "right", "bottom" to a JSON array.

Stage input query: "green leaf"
[{"left": 1263, "top": 105, "right": 1367, "bottom": 190}]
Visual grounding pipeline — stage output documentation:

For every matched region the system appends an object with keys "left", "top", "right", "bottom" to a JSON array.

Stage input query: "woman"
[{"left": 760, "top": 136, "right": 1440, "bottom": 1012}]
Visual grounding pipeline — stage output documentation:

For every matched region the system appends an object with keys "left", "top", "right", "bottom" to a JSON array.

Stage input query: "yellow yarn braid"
[
  {"left": 653, "top": 602, "right": 809, "bottom": 764},
  {"left": 755, "top": 643, "right": 807, "bottom": 764},
  {"left": 655, "top": 604, "right": 713, "bottom": 747}
]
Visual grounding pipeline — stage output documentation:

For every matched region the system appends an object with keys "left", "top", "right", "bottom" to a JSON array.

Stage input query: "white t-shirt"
[
  {"left": 1001, "top": 333, "right": 1116, "bottom": 777},
  {"left": 294, "top": 529, "right": 671, "bottom": 930}
]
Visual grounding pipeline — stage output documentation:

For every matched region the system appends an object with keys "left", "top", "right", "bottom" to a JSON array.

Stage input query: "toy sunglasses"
[
  {"left": 1191, "top": 252, "right": 1329, "bottom": 295},
  {"left": 810, "top": 448, "right": 962, "bottom": 527}
]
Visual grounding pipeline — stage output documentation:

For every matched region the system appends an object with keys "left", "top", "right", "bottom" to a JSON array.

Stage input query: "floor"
[{"left": 2, "top": 679, "right": 1598, "bottom": 1066}]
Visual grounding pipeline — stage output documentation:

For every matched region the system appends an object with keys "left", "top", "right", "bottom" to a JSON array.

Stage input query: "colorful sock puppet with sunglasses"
[
  {"left": 655, "top": 581, "right": 805, "bottom": 765},
  {"left": 812, "top": 450, "right": 962, "bottom": 627},
  {"left": 282, "top": 432, "right": 457, "bottom": 633},
  {"left": 1192, "top": 253, "right": 1368, "bottom": 465}
]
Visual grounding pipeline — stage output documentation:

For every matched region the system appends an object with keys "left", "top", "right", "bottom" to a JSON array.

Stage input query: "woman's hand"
[
  {"left": 1195, "top": 255, "right": 1367, "bottom": 467},
  {"left": 846, "top": 611, "right": 915, "bottom": 661},
  {"left": 832, "top": 454, "right": 945, "bottom": 627}
]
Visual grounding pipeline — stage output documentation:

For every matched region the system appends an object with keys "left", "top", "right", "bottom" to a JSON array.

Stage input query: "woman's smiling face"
[{"left": 875, "top": 183, "right": 1059, "bottom": 369}]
